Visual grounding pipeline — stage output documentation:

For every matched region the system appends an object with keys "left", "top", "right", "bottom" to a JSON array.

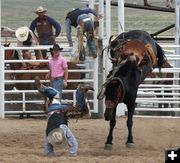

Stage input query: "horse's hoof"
[
  {"left": 126, "top": 142, "right": 135, "bottom": 148},
  {"left": 104, "top": 144, "right": 112, "bottom": 150}
]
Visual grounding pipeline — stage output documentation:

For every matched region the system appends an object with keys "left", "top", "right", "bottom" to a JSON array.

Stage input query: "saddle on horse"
[{"left": 120, "top": 39, "right": 157, "bottom": 67}]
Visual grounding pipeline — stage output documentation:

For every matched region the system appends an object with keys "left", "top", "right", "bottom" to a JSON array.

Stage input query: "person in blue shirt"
[
  {"left": 65, "top": 7, "right": 102, "bottom": 58},
  {"left": 30, "top": 6, "right": 61, "bottom": 58}
]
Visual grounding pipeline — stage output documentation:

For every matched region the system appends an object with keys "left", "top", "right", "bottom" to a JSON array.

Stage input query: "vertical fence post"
[
  {"left": 175, "top": 0, "right": 180, "bottom": 112},
  {"left": 93, "top": 57, "right": 99, "bottom": 113},
  {"left": 0, "top": 46, "right": 5, "bottom": 119},
  {"left": 105, "top": 0, "right": 112, "bottom": 75},
  {"left": 118, "top": 0, "right": 124, "bottom": 34},
  {"left": 98, "top": 0, "right": 105, "bottom": 117}
]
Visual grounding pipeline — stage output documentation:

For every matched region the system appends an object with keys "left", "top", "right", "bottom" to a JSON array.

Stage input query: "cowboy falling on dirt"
[{"left": 34, "top": 76, "right": 93, "bottom": 156}]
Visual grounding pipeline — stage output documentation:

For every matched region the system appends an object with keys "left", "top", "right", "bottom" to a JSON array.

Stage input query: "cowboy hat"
[
  {"left": 50, "top": 44, "right": 63, "bottom": 52},
  {"left": 35, "top": 6, "right": 47, "bottom": 13},
  {"left": 15, "top": 26, "right": 30, "bottom": 42},
  {"left": 47, "top": 128, "right": 66, "bottom": 145}
]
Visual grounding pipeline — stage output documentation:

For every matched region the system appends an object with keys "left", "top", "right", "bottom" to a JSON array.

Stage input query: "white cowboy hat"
[
  {"left": 35, "top": 6, "right": 47, "bottom": 13},
  {"left": 47, "top": 128, "right": 66, "bottom": 145},
  {"left": 15, "top": 26, "right": 29, "bottom": 42}
]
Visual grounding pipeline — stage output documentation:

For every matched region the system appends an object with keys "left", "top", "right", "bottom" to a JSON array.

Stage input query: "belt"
[
  {"left": 52, "top": 76, "right": 63, "bottom": 80},
  {"left": 83, "top": 18, "right": 91, "bottom": 22}
]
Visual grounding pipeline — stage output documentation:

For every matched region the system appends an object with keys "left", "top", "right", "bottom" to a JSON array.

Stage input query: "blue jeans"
[
  {"left": 76, "top": 88, "right": 86, "bottom": 111},
  {"left": 83, "top": 21, "right": 97, "bottom": 56},
  {"left": 51, "top": 78, "right": 64, "bottom": 100},
  {"left": 39, "top": 86, "right": 70, "bottom": 113},
  {"left": 39, "top": 36, "right": 52, "bottom": 58}
]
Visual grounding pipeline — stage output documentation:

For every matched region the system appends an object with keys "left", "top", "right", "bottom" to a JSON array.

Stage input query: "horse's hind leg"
[
  {"left": 105, "top": 108, "right": 116, "bottom": 150},
  {"left": 126, "top": 103, "right": 135, "bottom": 148}
]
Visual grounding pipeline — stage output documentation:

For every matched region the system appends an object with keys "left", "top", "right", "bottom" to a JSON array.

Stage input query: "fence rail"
[
  {"left": 135, "top": 44, "right": 180, "bottom": 115},
  {"left": 1, "top": 43, "right": 180, "bottom": 118},
  {"left": 0, "top": 45, "right": 99, "bottom": 118}
]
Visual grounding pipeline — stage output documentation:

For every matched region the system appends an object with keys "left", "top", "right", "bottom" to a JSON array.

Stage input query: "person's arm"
[
  {"left": 44, "top": 135, "right": 55, "bottom": 156},
  {"left": 29, "top": 19, "right": 37, "bottom": 33},
  {"left": 48, "top": 16, "right": 61, "bottom": 37},
  {"left": 29, "top": 30, "right": 38, "bottom": 45},
  {"left": 66, "top": 18, "right": 73, "bottom": 46},
  {"left": 64, "top": 67, "right": 68, "bottom": 88}
]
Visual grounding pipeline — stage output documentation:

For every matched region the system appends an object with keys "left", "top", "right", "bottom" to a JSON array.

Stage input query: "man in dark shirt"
[{"left": 30, "top": 6, "right": 61, "bottom": 58}]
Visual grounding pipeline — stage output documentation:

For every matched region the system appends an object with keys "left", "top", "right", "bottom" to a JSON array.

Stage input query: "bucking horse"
[{"left": 97, "top": 30, "right": 167, "bottom": 149}]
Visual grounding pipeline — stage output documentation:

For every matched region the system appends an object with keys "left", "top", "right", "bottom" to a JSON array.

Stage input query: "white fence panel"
[
  {"left": 0, "top": 46, "right": 99, "bottom": 118},
  {"left": 135, "top": 44, "right": 180, "bottom": 115}
]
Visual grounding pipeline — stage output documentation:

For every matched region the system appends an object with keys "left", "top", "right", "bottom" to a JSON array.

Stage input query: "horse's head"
[
  {"left": 108, "top": 36, "right": 125, "bottom": 65},
  {"left": 104, "top": 78, "right": 125, "bottom": 121}
]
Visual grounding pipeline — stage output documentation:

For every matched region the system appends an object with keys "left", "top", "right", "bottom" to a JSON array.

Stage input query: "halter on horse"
[{"left": 98, "top": 30, "right": 166, "bottom": 149}]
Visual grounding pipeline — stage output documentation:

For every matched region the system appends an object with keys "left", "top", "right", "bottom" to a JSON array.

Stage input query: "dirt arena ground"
[{"left": 0, "top": 116, "right": 180, "bottom": 163}]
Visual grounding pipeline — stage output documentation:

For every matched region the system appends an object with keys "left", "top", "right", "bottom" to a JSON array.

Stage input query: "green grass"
[{"left": 1, "top": 0, "right": 175, "bottom": 36}]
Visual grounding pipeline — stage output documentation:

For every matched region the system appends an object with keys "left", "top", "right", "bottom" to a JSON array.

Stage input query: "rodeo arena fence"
[
  {"left": 0, "top": 44, "right": 98, "bottom": 119},
  {"left": 1, "top": 0, "right": 180, "bottom": 118},
  {"left": 0, "top": 43, "right": 180, "bottom": 119}
]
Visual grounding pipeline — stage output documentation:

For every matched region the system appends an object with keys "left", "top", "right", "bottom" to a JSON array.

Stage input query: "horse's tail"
[{"left": 155, "top": 42, "right": 167, "bottom": 68}]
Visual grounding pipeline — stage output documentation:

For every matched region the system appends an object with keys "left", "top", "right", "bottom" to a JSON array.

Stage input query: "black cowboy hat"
[{"left": 50, "top": 44, "right": 63, "bottom": 52}]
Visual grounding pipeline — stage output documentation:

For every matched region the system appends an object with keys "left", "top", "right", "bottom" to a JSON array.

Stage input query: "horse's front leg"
[
  {"left": 105, "top": 108, "right": 116, "bottom": 150},
  {"left": 126, "top": 103, "right": 135, "bottom": 148}
]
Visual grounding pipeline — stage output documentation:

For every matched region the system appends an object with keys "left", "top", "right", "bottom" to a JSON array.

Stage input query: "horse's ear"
[
  {"left": 7, "top": 42, "right": 10, "bottom": 46},
  {"left": 109, "top": 35, "right": 114, "bottom": 44}
]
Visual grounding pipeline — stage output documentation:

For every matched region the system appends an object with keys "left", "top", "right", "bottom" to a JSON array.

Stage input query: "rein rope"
[{"left": 97, "top": 58, "right": 127, "bottom": 100}]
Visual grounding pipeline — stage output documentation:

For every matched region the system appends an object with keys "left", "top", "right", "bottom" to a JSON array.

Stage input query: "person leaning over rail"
[
  {"left": 65, "top": 7, "right": 102, "bottom": 58},
  {"left": 16, "top": 26, "right": 43, "bottom": 60},
  {"left": 30, "top": 6, "right": 61, "bottom": 58}
]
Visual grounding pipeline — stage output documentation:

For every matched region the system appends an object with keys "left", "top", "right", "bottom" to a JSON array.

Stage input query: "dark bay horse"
[{"left": 98, "top": 30, "right": 166, "bottom": 149}]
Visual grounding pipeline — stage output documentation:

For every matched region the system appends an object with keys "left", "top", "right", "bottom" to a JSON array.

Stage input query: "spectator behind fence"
[
  {"left": 30, "top": 6, "right": 61, "bottom": 58},
  {"left": 143, "top": 0, "right": 173, "bottom": 8},
  {"left": 45, "top": 44, "right": 68, "bottom": 100},
  {"left": 144, "top": 0, "right": 150, "bottom": 6},
  {"left": 16, "top": 26, "right": 43, "bottom": 60},
  {"left": 166, "top": 0, "right": 173, "bottom": 8}
]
